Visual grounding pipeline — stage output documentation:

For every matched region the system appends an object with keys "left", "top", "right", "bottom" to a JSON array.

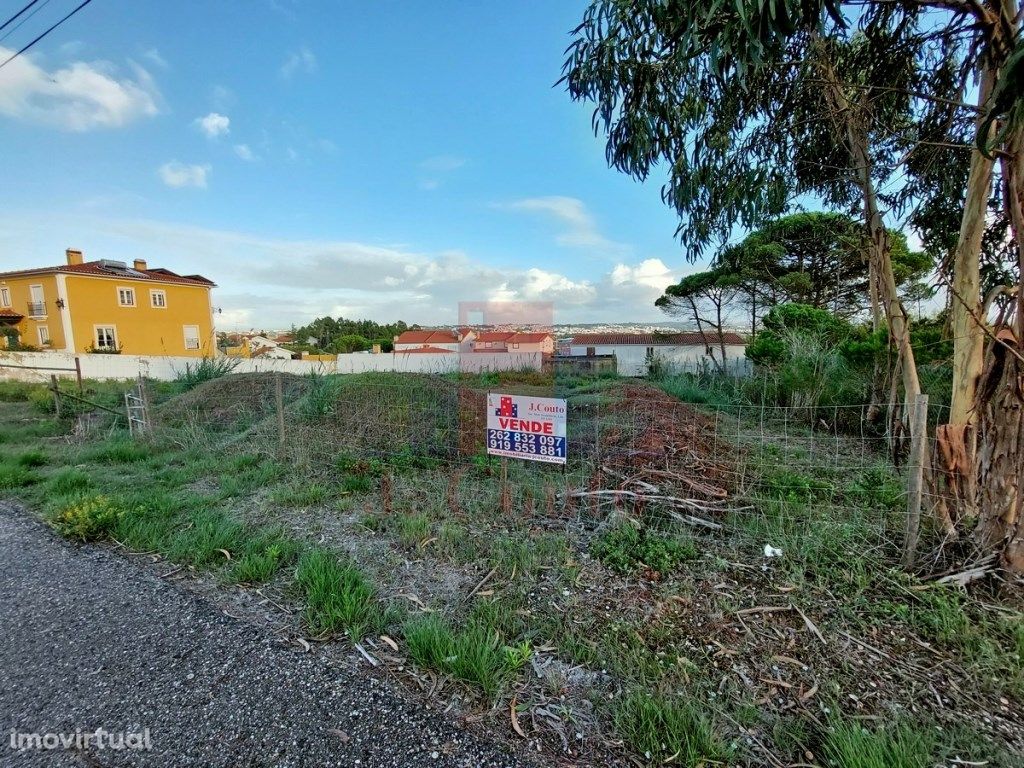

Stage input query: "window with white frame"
[
  {"left": 95, "top": 326, "right": 117, "bottom": 350},
  {"left": 150, "top": 289, "right": 167, "bottom": 308},
  {"left": 183, "top": 325, "right": 201, "bottom": 350},
  {"left": 0, "top": 287, "right": 9, "bottom": 308},
  {"left": 37, "top": 326, "right": 50, "bottom": 346},
  {"left": 117, "top": 287, "right": 136, "bottom": 307}
]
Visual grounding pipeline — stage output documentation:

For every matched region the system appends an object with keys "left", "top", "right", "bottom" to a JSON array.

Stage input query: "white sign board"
[{"left": 486, "top": 393, "right": 567, "bottom": 464}]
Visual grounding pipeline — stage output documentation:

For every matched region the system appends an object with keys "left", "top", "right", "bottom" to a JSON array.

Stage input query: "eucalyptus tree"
[{"left": 564, "top": 1, "right": 1024, "bottom": 567}]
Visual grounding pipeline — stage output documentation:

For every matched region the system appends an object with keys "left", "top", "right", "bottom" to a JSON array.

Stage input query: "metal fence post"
[{"left": 902, "top": 393, "right": 929, "bottom": 568}]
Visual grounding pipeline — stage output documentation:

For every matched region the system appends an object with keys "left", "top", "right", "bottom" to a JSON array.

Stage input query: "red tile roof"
[
  {"left": 570, "top": 332, "right": 745, "bottom": 346},
  {"left": 397, "top": 345, "right": 454, "bottom": 354},
  {"left": 474, "top": 331, "right": 515, "bottom": 342},
  {"left": 395, "top": 329, "right": 459, "bottom": 345},
  {"left": 0, "top": 308, "right": 25, "bottom": 320},
  {"left": 0, "top": 261, "right": 216, "bottom": 287},
  {"left": 509, "top": 332, "right": 553, "bottom": 344}
]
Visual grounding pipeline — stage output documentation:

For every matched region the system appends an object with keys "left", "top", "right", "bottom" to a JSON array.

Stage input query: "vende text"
[{"left": 497, "top": 418, "right": 554, "bottom": 435}]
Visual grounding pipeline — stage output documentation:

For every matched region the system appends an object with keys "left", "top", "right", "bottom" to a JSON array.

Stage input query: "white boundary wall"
[
  {"left": 0, "top": 351, "right": 542, "bottom": 382},
  {"left": 567, "top": 343, "right": 748, "bottom": 376}
]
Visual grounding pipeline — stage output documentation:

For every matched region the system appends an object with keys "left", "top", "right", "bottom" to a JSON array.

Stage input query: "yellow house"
[{"left": 0, "top": 249, "right": 217, "bottom": 357}]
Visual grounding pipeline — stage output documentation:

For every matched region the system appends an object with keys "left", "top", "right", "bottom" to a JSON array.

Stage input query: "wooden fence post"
[
  {"left": 74, "top": 356, "right": 83, "bottom": 395},
  {"left": 902, "top": 393, "right": 930, "bottom": 568},
  {"left": 275, "top": 372, "right": 285, "bottom": 452},
  {"left": 49, "top": 374, "right": 61, "bottom": 419}
]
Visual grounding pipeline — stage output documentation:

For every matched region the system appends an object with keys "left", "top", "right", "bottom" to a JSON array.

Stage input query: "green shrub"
[
  {"left": 340, "top": 473, "right": 373, "bottom": 494},
  {"left": 845, "top": 467, "right": 903, "bottom": 511},
  {"left": 49, "top": 494, "right": 123, "bottom": 541},
  {"left": 173, "top": 357, "right": 239, "bottom": 391},
  {"left": 592, "top": 524, "right": 697, "bottom": 576},
  {"left": 762, "top": 469, "right": 833, "bottom": 504},
  {"left": 27, "top": 388, "right": 56, "bottom": 414},
  {"left": 299, "top": 370, "right": 336, "bottom": 421}
]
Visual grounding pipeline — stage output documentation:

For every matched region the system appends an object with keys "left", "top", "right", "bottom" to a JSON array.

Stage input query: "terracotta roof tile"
[
  {"left": 0, "top": 261, "right": 215, "bottom": 287},
  {"left": 395, "top": 329, "right": 459, "bottom": 345},
  {"left": 397, "top": 345, "right": 454, "bottom": 354},
  {"left": 508, "top": 332, "right": 552, "bottom": 343},
  {"left": 474, "top": 331, "right": 516, "bottom": 342}
]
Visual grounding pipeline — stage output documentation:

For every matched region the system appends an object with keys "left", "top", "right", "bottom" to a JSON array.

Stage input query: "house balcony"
[{"left": 27, "top": 301, "right": 46, "bottom": 317}]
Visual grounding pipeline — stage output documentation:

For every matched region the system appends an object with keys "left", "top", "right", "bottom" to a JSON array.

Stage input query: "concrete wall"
[
  {"left": 567, "top": 343, "right": 748, "bottom": 376},
  {"left": 0, "top": 350, "right": 543, "bottom": 382}
]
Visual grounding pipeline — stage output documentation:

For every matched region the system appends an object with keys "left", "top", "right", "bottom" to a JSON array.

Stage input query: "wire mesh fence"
[{"left": 111, "top": 370, "right": 925, "bottom": 566}]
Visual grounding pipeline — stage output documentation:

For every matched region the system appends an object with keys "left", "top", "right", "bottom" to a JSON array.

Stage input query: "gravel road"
[{"left": 0, "top": 506, "right": 532, "bottom": 768}]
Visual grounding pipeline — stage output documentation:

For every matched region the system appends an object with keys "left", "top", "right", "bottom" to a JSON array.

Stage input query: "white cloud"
[
  {"left": 142, "top": 48, "right": 168, "bottom": 69},
  {"left": 420, "top": 155, "right": 466, "bottom": 172},
  {"left": 158, "top": 162, "right": 210, "bottom": 189},
  {"left": 418, "top": 155, "right": 466, "bottom": 191},
  {"left": 504, "top": 196, "right": 626, "bottom": 252},
  {"left": 210, "top": 84, "right": 235, "bottom": 111},
  {"left": 610, "top": 259, "right": 676, "bottom": 290},
  {"left": 0, "top": 47, "right": 159, "bottom": 130},
  {"left": 194, "top": 112, "right": 230, "bottom": 138},
  {"left": 280, "top": 46, "right": 316, "bottom": 78},
  {"left": 0, "top": 215, "right": 684, "bottom": 326},
  {"left": 233, "top": 143, "right": 256, "bottom": 161}
]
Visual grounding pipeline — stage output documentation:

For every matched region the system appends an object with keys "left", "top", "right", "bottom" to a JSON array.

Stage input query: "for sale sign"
[{"left": 486, "top": 393, "right": 567, "bottom": 464}]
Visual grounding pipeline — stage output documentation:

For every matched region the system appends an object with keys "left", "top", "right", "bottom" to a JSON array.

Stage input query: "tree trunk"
[
  {"left": 974, "top": 123, "right": 1024, "bottom": 570},
  {"left": 848, "top": 124, "right": 923, "bottom": 413},
  {"left": 949, "top": 69, "right": 995, "bottom": 427}
]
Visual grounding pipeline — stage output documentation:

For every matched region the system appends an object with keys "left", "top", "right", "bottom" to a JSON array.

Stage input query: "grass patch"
[
  {"left": 0, "top": 461, "right": 38, "bottom": 489},
  {"left": 592, "top": 524, "right": 697, "bottom": 576},
  {"left": 166, "top": 508, "right": 247, "bottom": 567},
  {"left": 83, "top": 438, "right": 150, "bottom": 464},
  {"left": 396, "top": 512, "right": 431, "bottom": 548},
  {"left": 295, "top": 548, "right": 382, "bottom": 638},
  {"left": 404, "top": 613, "right": 530, "bottom": 699},
  {"left": 226, "top": 527, "right": 301, "bottom": 584},
  {"left": 15, "top": 449, "right": 47, "bottom": 467},
  {"left": 820, "top": 718, "right": 934, "bottom": 768},
  {"left": 47, "top": 467, "right": 94, "bottom": 496},
  {"left": 613, "top": 691, "right": 732, "bottom": 766},
  {"left": 269, "top": 481, "right": 333, "bottom": 508}
]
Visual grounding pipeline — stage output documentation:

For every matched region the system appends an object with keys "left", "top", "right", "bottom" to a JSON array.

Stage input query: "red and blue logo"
[{"left": 495, "top": 396, "right": 518, "bottom": 417}]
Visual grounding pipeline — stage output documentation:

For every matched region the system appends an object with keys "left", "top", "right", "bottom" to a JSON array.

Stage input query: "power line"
[
  {"left": 0, "top": 0, "right": 53, "bottom": 45},
  {"left": 0, "top": 0, "right": 95, "bottom": 71},
  {"left": 0, "top": 0, "right": 43, "bottom": 33}
]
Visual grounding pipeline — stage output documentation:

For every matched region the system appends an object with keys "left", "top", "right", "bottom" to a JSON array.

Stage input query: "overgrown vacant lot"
[{"left": 1, "top": 371, "right": 1022, "bottom": 767}]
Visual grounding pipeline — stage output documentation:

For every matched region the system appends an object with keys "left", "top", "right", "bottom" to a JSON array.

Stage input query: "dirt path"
[{"left": 0, "top": 505, "right": 531, "bottom": 768}]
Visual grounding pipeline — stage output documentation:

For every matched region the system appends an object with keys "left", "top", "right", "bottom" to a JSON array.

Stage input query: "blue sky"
[{"left": 0, "top": 0, "right": 699, "bottom": 329}]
